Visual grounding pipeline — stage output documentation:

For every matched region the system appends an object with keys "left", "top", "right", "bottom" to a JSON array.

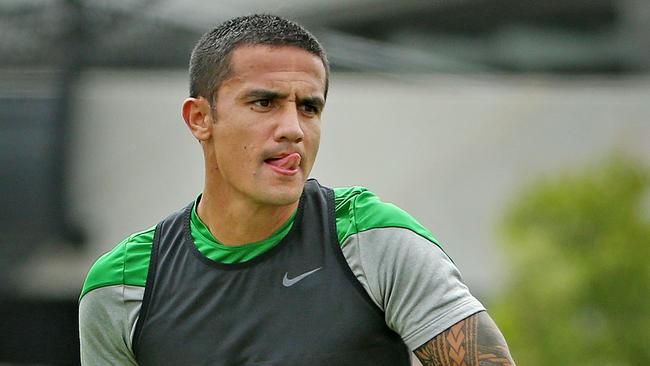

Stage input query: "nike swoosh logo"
[{"left": 282, "top": 267, "right": 322, "bottom": 287}]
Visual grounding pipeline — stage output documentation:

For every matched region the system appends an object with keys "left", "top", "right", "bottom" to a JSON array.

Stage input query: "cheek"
[
  {"left": 214, "top": 140, "right": 250, "bottom": 170},
  {"left": 305, "top": 124, "right": 321, "bottom": 150},
  {"left": 218, "top": 127, "right": 256, "bottom": 158},
  {"left": 238, "top": 142, "right": 264, "bottom": 170},
  {"left": 242, "top": 145, "right": 258, "bottom": 166}
]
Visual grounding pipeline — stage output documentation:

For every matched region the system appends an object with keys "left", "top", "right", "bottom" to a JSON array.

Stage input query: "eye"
[
  {"left": 300, "top": 103, "right": 320, "bottom": 116},
  {"left": 253, "top": 99, "right": 272, "bottom": 108}
]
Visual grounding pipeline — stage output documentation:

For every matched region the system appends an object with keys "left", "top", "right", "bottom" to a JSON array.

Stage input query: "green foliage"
[{"left": 491, "top": 154, "right": 650, "bottom": 366}]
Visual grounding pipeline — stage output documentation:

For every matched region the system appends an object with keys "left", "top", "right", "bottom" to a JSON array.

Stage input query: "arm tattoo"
[{"left": 414, "top": 311, "right": 515, "bottom": 366}]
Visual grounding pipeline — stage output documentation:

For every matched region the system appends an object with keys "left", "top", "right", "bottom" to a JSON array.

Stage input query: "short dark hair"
[{"left": 189, "top": 14, "right": 329, "bottom": 103}]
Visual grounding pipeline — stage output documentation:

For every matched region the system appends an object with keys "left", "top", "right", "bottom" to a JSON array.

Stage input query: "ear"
[{"left": 182, "top": 97, "right": 213, "bottom": 141}]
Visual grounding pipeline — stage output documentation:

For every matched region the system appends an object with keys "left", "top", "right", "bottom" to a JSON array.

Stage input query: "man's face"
[{"left": 207, "top": 44, "right": 327, "bottom": 207}]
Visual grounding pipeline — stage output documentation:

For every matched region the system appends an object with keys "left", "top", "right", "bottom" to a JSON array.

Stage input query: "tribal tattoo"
[{"left": 414, "top": 311, "right": 515, "bottom": 366}]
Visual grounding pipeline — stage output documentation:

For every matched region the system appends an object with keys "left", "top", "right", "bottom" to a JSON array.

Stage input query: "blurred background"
[{"left": 1, "top": 0, "right": 649, "bottom": 365}]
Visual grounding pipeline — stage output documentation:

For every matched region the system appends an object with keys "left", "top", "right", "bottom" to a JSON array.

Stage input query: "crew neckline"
[{"left": 189, "top": 195, "right": 297, "bottom": 264}]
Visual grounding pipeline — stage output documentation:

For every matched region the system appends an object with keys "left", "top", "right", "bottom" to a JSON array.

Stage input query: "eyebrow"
[
  {"left": 299, "top": 96, "right": 325, "bottom": 111},
  {"left": 239, "top": 88, "right": 325, "bottom": 109},
  {"left": 241, "top": 89, "right": 288, "bottom": 101}
]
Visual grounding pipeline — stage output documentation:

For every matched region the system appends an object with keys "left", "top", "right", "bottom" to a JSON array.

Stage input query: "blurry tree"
[{"left": 491, "top": 154, "right": 650, "bottom": 366}]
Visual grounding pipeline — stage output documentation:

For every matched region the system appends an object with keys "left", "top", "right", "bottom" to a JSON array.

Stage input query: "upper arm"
[
  {"left": 79, "top": 286, "right": 140, "bottom": 365},
  {"left": 79, "top": 228, "right": 152, "bottom": 365},
  {"left": 336, "top": 187, "right": 485, "bottom": 349},
  {"left": 343, "top": 227, "right": 485, "bottom": 349},
  {"left": 414, "top": 311, "right": 516, "bottom": 366}
]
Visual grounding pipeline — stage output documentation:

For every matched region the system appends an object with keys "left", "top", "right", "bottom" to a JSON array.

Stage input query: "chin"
[{"left": 258, "top": 181, "right": 305, "bottom": 206}]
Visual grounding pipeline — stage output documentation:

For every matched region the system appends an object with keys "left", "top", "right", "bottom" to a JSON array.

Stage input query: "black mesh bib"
[{"left": 133, "top": 179, "right": 411, "bottom": 365}]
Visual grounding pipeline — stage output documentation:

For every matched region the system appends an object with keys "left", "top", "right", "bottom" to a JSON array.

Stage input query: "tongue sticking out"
[{"left": 266, "top": 153, "right": 301, "bottom": 171}]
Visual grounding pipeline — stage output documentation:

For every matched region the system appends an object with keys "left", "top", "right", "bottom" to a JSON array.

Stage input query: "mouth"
[{"left": 264, "top": 152, "right": 302, "bottom": 176}]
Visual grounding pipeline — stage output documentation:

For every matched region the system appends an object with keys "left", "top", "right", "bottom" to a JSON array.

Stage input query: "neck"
[{"left": 197, "top": 184, "right": 298, "bottom": 246}]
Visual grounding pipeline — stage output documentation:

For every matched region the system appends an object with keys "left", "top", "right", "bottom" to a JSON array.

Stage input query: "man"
[{"left": 79, "top": 14, "right": 515, "bottom": 366}]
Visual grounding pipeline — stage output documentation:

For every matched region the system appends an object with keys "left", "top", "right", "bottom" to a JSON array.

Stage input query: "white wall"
[{"left": 19, "top": 71, "right": 650, "bottom": 298}]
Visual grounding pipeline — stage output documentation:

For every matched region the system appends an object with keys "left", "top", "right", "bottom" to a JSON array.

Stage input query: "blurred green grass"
[{"left": 491, "top": 153, "right": 650, "bottom": 365}]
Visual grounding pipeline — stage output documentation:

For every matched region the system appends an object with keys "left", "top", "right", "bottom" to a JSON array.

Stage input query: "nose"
[{"left": 273, "top": 103, "right": 304, "bottom": 143}]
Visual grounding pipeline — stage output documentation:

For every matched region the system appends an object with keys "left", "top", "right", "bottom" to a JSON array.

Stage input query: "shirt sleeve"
[
  {"left": 341, "top": 227, "right": 485, "bottom": 350},
  {"left": 79, "top": 285, "right": 141, "bottom": 365}
]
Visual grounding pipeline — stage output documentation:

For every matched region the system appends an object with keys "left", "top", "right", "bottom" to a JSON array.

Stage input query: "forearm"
[{"left": 414, "top": 311, "right": 515, "bottom": 366}]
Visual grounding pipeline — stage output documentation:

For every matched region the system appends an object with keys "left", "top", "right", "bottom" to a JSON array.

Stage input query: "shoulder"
[
  {"left": 332, "top": 187, "right": 484, "bottom": 350},
  {"left": 333, "top": 186, "right": 440, "bottom": 247},
  {"left": 80, "top": 225, "right": 156, "bottom": 300}
]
